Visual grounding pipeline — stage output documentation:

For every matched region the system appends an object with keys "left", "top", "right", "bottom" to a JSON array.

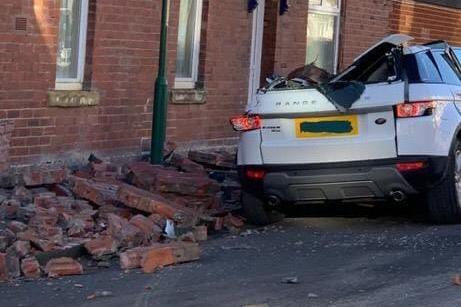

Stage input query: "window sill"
[
  {"left": 170, "top": 88, "right": 206, "bottom": 105},
  {"left": 48, "top": 90, "right": 100, "bottom": 108}
]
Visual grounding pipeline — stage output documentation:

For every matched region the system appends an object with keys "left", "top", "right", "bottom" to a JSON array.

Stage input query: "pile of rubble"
[{"left": 0, "top": 147, "right": 242, "bottom": 281}]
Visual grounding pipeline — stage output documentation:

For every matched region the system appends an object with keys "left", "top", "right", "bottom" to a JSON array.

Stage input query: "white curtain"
[
  {"left": 176, "top": 0, "right": 198, "bottom": 79},
  {"left": 56, "top": 0, "right": 82, "bottom": 80}
]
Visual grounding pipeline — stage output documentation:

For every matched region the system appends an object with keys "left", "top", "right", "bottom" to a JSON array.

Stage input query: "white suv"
[{"left": 231, "top": 34, "right": 461, "bottom": 225}]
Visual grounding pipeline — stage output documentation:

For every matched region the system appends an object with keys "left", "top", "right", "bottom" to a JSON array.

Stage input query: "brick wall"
[
  {"left": 273, "top": 0, "right": 309, "bottom": 76},
  {"left": 390, "top": 0, "right": 461, "bottom": 45},
  {"left": 339, "top": 0, "right": 393, "bottom": 69},
  {"left": 3, "top": 0, "right": 461, "bottom": 168},
  {"left": 340, "top": 0, "right": 461, "bottom": 69},
  {"left": 166, "top": 0, "right": 252, "bottom": 144},
  {"left": 0, "top": 120, "right": 14, "bottom": 172},
  {"left": 0, "top": 0, "right": 252, "bottom": 167}
]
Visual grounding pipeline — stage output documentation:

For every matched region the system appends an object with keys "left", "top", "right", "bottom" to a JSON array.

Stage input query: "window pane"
[
  {"left": 56, "top": 0, "right": 82, "bottom": 80},
  {"left": 323, "top": 0, "right": 338, "bottom": 8},
  {"left": 404, "top": 52, "right": 442, "bottom": 83},
  {"left": 455, "top": 49, "right": 461, "bottom": 63},
  {"left": 306, "top": 13, "right": 338, "bottom": 73},
  {"left": 176, "top": 0, "right": 199, "bottom": 79},
  {"left": 309, "top": 0, "right": 322, "bottom": 6},
  {"left": 432, "top": 51, "right": 461, "bottom": 85}
]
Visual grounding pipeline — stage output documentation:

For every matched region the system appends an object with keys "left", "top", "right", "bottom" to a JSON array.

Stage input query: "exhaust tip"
[
  {"left": 267, "top": 195, "right": 281, "bottom": 207},
  {"left": 390, "top": 190, "right": 406, "bottom": 202}
]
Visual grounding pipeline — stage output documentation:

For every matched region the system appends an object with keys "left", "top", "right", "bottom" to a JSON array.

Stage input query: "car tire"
[
  {"left": 241, "top": 191, "right": 283, "bottom": 226},
  {"left": 427, "top": 139, "right": 461, "bottom": 224}
]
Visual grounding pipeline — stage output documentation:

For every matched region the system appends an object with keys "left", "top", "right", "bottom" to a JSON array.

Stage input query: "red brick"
[
  {"left": 0, "top": 228, "right": 16, "bottom": 252},
  {"left": 21, "top": 257, "right": 41, "bottom": 279},
  {"left": 117, "top": 183, "right": 195, "bottom": 224},
  {"left": 192, "top": 226, "right": 208, "bottom": 242},
  {"left": 22, "top": 165, "right": 68, "bottom": 187},
  {"left": 7, "top": 221, "right": 28, "bottom": 233},
  {"left": 0, "top": 253, "right": 8, "bottom": 282},
  {"left": 84, "top": 236, "right": 118, "bottom": 258},
  {"left": 45, "top": 257, "right": 83, "bottom": 277},
  {"left": 120, "top": 242, "right": 200, "bottom": 272},
  {"left": 169, "top": 153, "right": 207, "bottom": 174},
  {"left": 129, "top": 214, "right": 162, "bottom": 242},
  {"left": 224, "top": 213, "right": 245, "bottom": 229},
  {"left": 0, "top": 252, "right": 20, "bottom": 281},
  {"left": 71, "top": 176, "right": 120, "bottom": 207},
  {"left": 6, "top": 241, "right": 31, "bottom": 259},
  {"left": 107, "top": 213, "right": 144, "bottom": 249},
  {"left": 141, "top": 242, "right": 200, "bottom": 274},
  {"left": 119, "top": 247, "right": 146, "bottom": 270}
]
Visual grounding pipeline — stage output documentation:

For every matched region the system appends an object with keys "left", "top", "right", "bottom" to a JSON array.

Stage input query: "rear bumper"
[{"left": 239, "top": 156, "right": 448, "bottom": 203}]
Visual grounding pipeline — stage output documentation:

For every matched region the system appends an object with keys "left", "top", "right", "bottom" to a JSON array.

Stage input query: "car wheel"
[
  {"left": 241, "top": 191, "right": 284, "bottom": 226},
  {"left": 427, "top": 139, "right": 461, "bottom": 224}
]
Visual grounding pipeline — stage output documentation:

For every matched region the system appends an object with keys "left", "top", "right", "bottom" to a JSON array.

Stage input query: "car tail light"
[
  {"left": 395, "top": 101, "right": 435, "bottom": 118},
  {"left": 245, "top": 168, "right": 266, "bottom": 180},
  {"left": 396, "top": 161, "right": 426, "bottom": 172},
  {"left": 230, "top": 114, "right": 261, "bottom": 132}
]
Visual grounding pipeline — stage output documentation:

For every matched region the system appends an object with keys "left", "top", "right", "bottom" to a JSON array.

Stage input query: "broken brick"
[
  {"left": 21, "top": 257, "right": 41, "bottom": 279},
  {"left": 224, "top": 213, "right": 245, "bottom": 229},
  {"left": 0, "top": 253, "right": 8, "bottom": 282},
  {"left": 129, "top": 215, "right": 162, "bottom": 242},
  {"left": 7, "top": 221, "right": 28, "bottom": 233},
  {"left": 66, "top": 216, "right": 95, "bottom": 238},
  {"left": 141, "top": 242, "right": 200, "bottom": 274},
  {"left": 4, "top": 252, "right": 20, "bottom": 279},
  {"left": 213, "top": 217, "right": 224, "bottom": 231},
  {"left": 148, "top": 214, "right": 166, "bottom": 228},
  {"left": 22, "top": 165, "right": 68, "bottom": 187},
  {"left": 50, "top": 184, "right": 74, "bottom": 197},
  {"left": 84, "top": 236, "right": 118, "bottom": 258},
  {"left": 12, "top": 186, "right": 33, "bottom": 204},
  {"left": 192, "top": 226, "right": 208, "bottom": 242},
  {"left": 154, "top": 169, "right": 220, "bottom": 197},
  {"left": 71, "top": 176, "right": 120, "bottom": 207},
  {"left": 118, "top": 223, "right": 144, "bottom": 249},
  {"left": 107, "top": 214, "right": 144, "bottom": 249},
  {"left": 119, "top": 247, "right": 146, "bottom": 270},
  {"left": 117, "top": 183, "right": 195, "bottom": 224},
  {"left": 6, "top": 240, "right": 31, "bottom": 258},
  {"left": 45, "top": 257, "right": 83, "bottom": 277},
  {"left": 123, "top": 162, "right": 162, "bottom": 191},
  {"left": 188, "top": 149, "right": 236, "bottom": 169},
  {"left": 0, "top": 228, "right": 16, "bottom": 252},
  {"left": 0, "top": 199, "right": 20, "bottom": 220},
  {"left": 169, "top": 153, "right": 207, "bottom": 174}
]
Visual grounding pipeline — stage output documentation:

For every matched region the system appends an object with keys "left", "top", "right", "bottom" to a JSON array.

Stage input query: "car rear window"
[
  {"left": 432, "top": 51, "right": 461, "bottom": 85},
  {"left": 455, "top": 49, "right": 461, "bottom": 63},
  {"left": 403, "top": 51, "right": 442, "bottom": 84}
]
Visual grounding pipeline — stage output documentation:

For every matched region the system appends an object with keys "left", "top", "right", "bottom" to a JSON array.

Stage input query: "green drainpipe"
[{"left": 151, "top": 0, "right": 170, "bottom": 164}]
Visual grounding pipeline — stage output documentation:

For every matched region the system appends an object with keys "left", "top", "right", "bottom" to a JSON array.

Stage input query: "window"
[
  {"left": 403, "top": 52, "right": 442, "bottom": 84},
  {"left": 336, "top": 44, "right": 398, "bottom": 84},
  {"left": 175, "top": 0, "right": 203, "bottom": 89},
  {"left": 306, "top": 0, "right": 341, "bottom": 74},
  {"left": 56, "top": 0, "right": 89, "bottom": 91},
  {"left": 432, "top": 51, "right": 461, "bottom": 85}
]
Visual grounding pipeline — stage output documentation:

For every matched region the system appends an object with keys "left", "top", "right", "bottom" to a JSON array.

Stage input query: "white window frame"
[
  {"left": 174, "top": 0, "right": 203, "bottom": 89},
  {"left": 55, "top": 0, "right": 89, "bottom": 91},
  {"left": 308, "top": 0, "right": 341, "bottom": 73}
]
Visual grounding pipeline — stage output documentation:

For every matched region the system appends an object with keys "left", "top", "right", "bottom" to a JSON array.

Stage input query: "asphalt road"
[{"left": 2, "top": 203, "right": 461, "bottom": 307}]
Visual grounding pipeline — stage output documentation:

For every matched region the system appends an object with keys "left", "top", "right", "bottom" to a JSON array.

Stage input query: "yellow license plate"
[{"left": 295, "top": 115, "right": 359, "bottom": 138}]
